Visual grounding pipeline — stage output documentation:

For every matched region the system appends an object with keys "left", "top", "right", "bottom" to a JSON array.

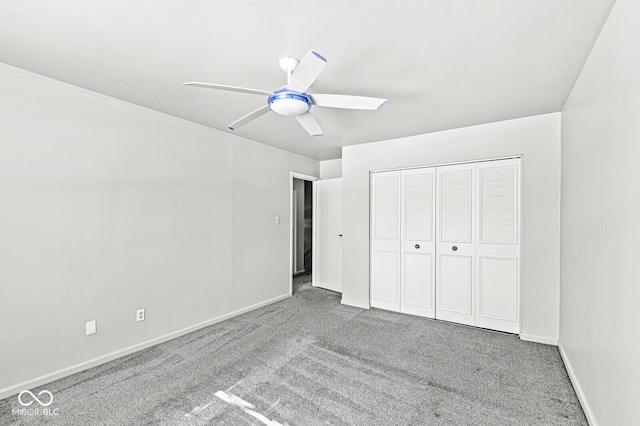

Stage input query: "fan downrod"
[{"left": 279, "top": 56, "right": 300, "bottom": 84}]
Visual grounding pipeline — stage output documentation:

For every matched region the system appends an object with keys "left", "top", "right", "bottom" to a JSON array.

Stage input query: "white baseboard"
[
  {"left": 0, "top": 293, "right": 290, "bottom": 400},
  {"left": 293, "top": 270, "right": 306, "bottom": 276},
  {"left": 519, "top": 333, "right": 558, "bottom": 346},
  {"left": 558, "top": 344, "right": 597, "bottom": 426},
  {"left": 340, "top": 298, "right": 370, "bottom": 310}
]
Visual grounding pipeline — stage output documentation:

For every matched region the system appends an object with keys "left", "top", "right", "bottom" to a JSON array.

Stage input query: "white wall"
[
  {"left": 560, "top": 0, "right": 640, "bottom": 423},
  {"left": 341, "top": 113, "right": 561, "bottom": 343},
  {"left": 319, "top": 159, "right": 342, "bottom": 179},
  {"left": 0, "top": 63, "right": 318, "bottom": 396}
]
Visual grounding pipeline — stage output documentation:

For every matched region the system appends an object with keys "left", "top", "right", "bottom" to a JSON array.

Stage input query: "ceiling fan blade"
[
  {"left": 287, "top": 50, "right": 327, "bottom": 93},
  {"left": 183, "top": 82, "right": 273, "bottom": 96},
  {"left": 295, "top": 112, "right": 323, "bottom": 136},
  {"left": 310, "top": 94, "right": 387, "bottom": 110},
  {"left": 228, "top": 105, "right": 271, "bottom": 131}
]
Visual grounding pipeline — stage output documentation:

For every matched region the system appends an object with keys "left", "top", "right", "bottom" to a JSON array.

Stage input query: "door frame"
[
  {"left": 289, "top": 172, "right": 319, "bottom": 296},
  {"left": 370, "top": 155, "right": 522, "bottom": 174},
  {"left": 369, "top": 155, "right": 523, "bottom": 330},
  {"left": 292, "top": 188, "right": 298, "bottom": 274}
]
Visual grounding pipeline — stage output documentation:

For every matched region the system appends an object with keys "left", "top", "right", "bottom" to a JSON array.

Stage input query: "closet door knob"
[
  {"left": 452, "top": 246, "right": 458, "bottom": 251},
  {"left": 415, "top": 244, "right": 420, "bottom": 249}
]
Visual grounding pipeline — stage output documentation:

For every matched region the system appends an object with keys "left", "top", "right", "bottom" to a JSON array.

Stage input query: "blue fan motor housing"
[{"left": 268, "top": 89, "right": 312, "bottom": 116}]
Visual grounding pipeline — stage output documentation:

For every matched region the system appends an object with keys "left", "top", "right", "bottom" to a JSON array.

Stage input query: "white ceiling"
[{"left": 0, "top": 1, "right": 616, "bottom": 160}]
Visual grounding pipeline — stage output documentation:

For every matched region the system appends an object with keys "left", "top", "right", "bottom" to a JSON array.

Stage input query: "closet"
[{"left": 370, "top": 157, "right": 521, "bottom": 333}]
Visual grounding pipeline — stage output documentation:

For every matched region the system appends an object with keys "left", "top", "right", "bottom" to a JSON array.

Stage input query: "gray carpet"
[{"left": 0, "top": 274, "right": 586, "bottom": 425}]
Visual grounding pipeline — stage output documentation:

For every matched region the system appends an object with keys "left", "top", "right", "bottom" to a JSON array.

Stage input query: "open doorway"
[{"left": 289, "top": 172, "right": 318, "bottom": 296}]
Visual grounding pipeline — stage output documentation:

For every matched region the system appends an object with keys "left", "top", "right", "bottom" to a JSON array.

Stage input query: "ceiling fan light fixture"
[
  {"left": 268, "top": 89, "right": 312, "bottom": 116},
  {"left": 184, "top": 50, "right": 387, "bottom": 135}
]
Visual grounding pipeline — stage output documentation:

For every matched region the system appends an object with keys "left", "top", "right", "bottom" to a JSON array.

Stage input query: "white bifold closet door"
[
  {"left": 435, "top": 158, "right": 521, "bottom": 333},
  {"left": 371, "top": 158, "right": 521, "bottom": 334},
  {"left": 371, "top": 171, "right": 401, "bottom": 311},
  {"left": 474, "top": 159, "right": 520, "bottom": 333},
  {"left": 435, "top": 163, "right": 476, "bottom": 326},
  {"left": 400, "top": 168, "right": 436, "bottom": 317},
  {"left": 371, "top": 169, "right": 436, "bottom": 317}
]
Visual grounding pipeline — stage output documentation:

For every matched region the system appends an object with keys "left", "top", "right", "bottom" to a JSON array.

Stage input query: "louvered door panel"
[
  {"left": 400, "top": 168, "right": 435, "bottom": 318},
  {"left": 440, "top": 170, "right": 472, "bottom": 242},
  {"left": 374, "top": 174, "right": 400, "bottom": 241},
  {"left": 475, "top": 158, "right": 521, "bottom": 333},
  {"left": 371, "top": 171, "right": 401, "bottom": 311},
  {"left": 435, "top": 163, "right": 475, "bottom": 326},
  {"left": 404, "top": 173, "right": 433, "bottom": 241},
  {"left": 480, "top": 166, "right": 518, "bottom": 244}
]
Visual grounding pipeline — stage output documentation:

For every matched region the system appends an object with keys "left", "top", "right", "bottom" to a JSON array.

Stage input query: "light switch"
[
  {"left": 85, "top": 320, "right": 97, "bottom": 336},
  {"left": 275, "top": 216, "right": 280, "bottom": 224}
]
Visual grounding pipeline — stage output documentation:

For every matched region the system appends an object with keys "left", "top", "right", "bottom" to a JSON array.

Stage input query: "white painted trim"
[
  {"left": 291, "top": 172, "right": 320, "bottom": 182},
  {"left": 558, "top": 343, "right": 597, "bottom": 426},
  {"left": 370, "top": 155, "right": 523, "bottom": 174},
  {"left": 289, "top": 172, "right": 319, "bottom": 296},
  {"left": 292, "top": 188, "right": 297, "bottom": 274},
  {"left": 293, "top": 270, "right": 306, "bottom": 276},
  {"left": 0, "top": 293, "right": 290, "bottom": 400},
  {"left": 340, "top": 298, "right": 370, "bottom": 310},
  {"left": 311, "top": 180, "right": 317, "bottom": 287},
  {"left": 519, "top": 333, "right": 558, "bottom": 346}
]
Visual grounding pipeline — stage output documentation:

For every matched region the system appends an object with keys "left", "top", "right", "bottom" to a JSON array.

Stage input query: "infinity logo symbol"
[{"left": 18, "top": 390, "right": 53, "bottom": 407}]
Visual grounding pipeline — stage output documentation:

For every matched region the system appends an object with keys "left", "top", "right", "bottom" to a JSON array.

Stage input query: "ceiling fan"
[{"left": 183, "top": 50, "right": 387, "bottom": 136}]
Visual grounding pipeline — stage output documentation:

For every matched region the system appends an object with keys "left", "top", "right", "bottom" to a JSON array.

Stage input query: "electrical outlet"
[
  {"left": 85, "top": 320, "right": 97, "bottom": 336},
  {"left": 136, "top": 309, "right": 145, "bottom": 322}
]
